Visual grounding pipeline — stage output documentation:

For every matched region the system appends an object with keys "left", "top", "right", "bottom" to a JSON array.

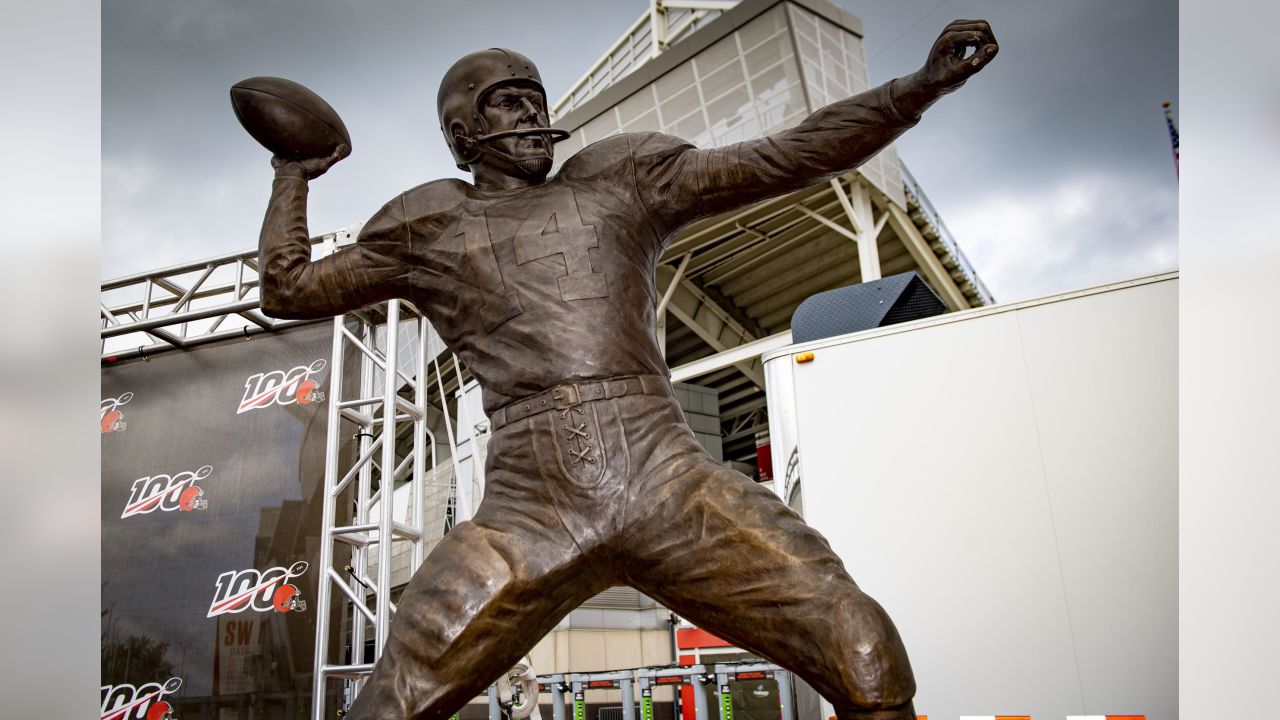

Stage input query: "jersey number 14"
[{"left": 456, "top": 189, "right": 607, "bottom": 331}]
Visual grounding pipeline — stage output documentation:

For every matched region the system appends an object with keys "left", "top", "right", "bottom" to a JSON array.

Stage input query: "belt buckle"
[{"left": 552, "top": 384, "right": 581, "bottom": 410}]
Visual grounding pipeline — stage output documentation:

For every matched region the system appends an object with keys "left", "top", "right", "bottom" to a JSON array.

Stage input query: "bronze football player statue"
[{"left": 256, "top": 19, "right": 997, "bottom": 720}]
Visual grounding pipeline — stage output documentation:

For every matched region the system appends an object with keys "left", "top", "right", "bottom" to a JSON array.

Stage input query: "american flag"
[{"left": 1163, "top": 100, "right": 1179, "bottom": 178}]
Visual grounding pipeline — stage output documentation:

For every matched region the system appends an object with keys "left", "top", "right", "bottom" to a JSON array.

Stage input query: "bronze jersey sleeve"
[
  {"left": 626, "top": 79, "right": 921, "bottom": 242},
  {"left": 258, "top": 172, "right": 412, "bottom": 319}
]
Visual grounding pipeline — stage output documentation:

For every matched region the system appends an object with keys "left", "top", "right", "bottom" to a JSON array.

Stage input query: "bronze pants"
[{"left": 348, "top": 383, "right": 915, "bottom": 720}]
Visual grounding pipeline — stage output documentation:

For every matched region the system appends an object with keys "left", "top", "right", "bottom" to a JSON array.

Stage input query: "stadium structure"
[{"left": 100, "top": 2, "right": 998, "bottom": 719}]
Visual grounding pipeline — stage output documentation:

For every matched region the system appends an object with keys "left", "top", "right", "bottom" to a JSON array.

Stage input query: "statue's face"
[{"left": 478, "top": 83, "right": 554, "bottom": 180}]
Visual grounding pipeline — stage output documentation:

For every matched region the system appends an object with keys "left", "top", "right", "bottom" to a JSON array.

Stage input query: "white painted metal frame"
[
  {"left": 670, "top": 330, "right": 792, "bottom": 383},
  {"left": 312, "top": 299, "right": 427, "bottom": 717},
  {"left": 657, "top": 263, "right": 767, "bottom": 388}
]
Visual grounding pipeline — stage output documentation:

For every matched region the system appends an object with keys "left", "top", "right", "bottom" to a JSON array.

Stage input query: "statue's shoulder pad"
[
  {"left": 356, "top": 179, "right": 468, "bottom": 246},
  {"left": 398, "top": 178, "right": 471, "bottom": 216},
  {"left": 557, "top": 133, "right": 637, "bottom": 177}
]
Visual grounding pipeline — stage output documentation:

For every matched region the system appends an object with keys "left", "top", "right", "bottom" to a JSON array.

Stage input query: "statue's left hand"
[{"left": 918, "top": 19, "right": 999, "bottom": 94}]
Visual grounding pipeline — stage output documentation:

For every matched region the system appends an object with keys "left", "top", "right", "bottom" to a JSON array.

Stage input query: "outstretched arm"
[
  {"left": 884, "top": 19, "right": 1000, "bottom": 122},
  {"left": 632, "top": 19, "right": 999, "bottom": 237},
  {"left": 258, "top": 145, "right": 405, "bottom": 319}
]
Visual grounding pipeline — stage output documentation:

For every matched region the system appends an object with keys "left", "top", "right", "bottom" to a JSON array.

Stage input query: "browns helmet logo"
[{"left": 101, "top": 392, "right": 133, "bottom": 433}]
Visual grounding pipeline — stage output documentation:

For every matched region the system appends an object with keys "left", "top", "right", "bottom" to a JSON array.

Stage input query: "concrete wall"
[
  {"left": 531, "top": 628, "right": 673, "bottom": 676},
  {"left": 675, "top": 382, "right": 723, "bottom": 461},
  {"left": 763, "top": 274, "right": 1178, "bottom": 720}
]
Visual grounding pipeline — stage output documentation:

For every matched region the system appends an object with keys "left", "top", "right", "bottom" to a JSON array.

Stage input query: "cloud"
[
  {"left": 102, "top": 150, "right": 279, "bottom": 279},
  {"left": 108, "top": 0, "right": 248, "bottom": 44},
  {"left": 103, "top": 154, "right": 155, "bottom": 205},
  {"left": 946, "top": 171, "right": 1177, "bottom": 302}
]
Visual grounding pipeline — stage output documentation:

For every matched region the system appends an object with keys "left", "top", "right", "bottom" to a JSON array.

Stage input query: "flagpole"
[{"left": 1163, "top": 100, "right": 1180, "bottom": 179}]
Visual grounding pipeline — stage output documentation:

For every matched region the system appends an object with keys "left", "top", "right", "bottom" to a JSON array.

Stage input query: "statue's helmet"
[{"left": 437, "top": 48, "right": 568, "bottom": 171}]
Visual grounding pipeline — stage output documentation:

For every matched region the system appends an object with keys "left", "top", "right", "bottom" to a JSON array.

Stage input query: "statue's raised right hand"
[
  {"left": 272, "top": 143, "right": 350, "bottom": 181},
  {"left": 918, "top": 19, "right": 999, "bottom": 94}
]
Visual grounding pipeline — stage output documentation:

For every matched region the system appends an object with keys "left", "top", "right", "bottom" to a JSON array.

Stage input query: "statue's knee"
[
  {"left": 839, "top": 639, "right": 915, "bottom": 709},
  {"left": 830, "top": 597, "right": 915, "bottom": 710}
]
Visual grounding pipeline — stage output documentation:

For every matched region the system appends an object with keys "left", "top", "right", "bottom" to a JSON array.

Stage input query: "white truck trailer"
[{"left": 763, "top": 272, "right": 1178, "bottom": 720}]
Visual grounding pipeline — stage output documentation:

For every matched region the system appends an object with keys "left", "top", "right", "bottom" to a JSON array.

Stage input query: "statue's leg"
[
  {"left": 621, "top": 450, "right": 916, "bottom": 720},
  {"left": 347, "top": 429, "right": 613, "bottom": 720}
]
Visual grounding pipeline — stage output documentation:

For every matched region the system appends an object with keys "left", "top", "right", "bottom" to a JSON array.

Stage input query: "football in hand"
[{"left": 230, "top": 76, "right": 351, "bottom": 159}]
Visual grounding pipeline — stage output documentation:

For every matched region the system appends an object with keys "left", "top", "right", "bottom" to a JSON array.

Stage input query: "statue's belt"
[{"left": 489, "top": 374, "right": 671, "bottom": 431}]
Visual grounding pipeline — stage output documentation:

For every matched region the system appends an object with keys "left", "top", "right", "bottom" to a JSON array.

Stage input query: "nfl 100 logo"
[
  {"left": 208, "top": 560, "right": 309, "bottom": 617},
  {"left": 120, "top": 465, "right": 211, "bottom": 519},
  {"left": 100, "top": 676, "right": 181, "bottom": 720},
  {"left": 238, "top": 359, "right": 326, "bottom": 414}
]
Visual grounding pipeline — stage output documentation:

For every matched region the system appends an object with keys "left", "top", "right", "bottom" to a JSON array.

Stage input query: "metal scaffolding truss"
[
  {"left": 99, "top": 224, "right": 363, "bottom": 361},
  {"left": 98, "top": 230, "right": 485, "bottom": 715},
  {"left": 311, "top": 297, "right": 487, "bottom": 718}
]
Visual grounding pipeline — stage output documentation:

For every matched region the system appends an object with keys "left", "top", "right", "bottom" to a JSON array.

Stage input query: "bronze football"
[{"left": 230, "top": 76, "right": 351, "bottom": 159}]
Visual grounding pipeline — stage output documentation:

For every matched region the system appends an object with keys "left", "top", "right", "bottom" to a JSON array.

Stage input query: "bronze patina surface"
[{"left": 255, "top": 22, "right": 998, "bottom": 720}]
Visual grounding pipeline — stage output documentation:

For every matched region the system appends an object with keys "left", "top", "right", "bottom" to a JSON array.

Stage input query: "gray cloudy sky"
[{"left": 102, "top": 0, "right": 1177, "bottom": 302}]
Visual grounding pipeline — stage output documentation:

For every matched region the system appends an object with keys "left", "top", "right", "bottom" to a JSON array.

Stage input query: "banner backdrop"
[{"left": 102, "top": 322, "right": 344, "bottom": 719}]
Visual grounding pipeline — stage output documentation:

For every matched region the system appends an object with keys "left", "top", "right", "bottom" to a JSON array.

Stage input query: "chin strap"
[{"left": 460, "top": 127, "right": 570, "bottom": 167}]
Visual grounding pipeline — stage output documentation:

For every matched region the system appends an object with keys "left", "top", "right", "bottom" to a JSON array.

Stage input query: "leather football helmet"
[{"left": 437, "top": 48, "right": 570, "bottom": 171}]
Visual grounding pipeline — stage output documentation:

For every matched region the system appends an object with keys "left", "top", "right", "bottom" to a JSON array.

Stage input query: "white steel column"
[{"left": 830, "top": 176, "right": 882, "bottom": 282}]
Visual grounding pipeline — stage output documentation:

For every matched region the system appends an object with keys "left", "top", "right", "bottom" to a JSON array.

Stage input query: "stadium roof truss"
[{"left": 649, "top": 166, "right": 991, "bottom": 461}]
